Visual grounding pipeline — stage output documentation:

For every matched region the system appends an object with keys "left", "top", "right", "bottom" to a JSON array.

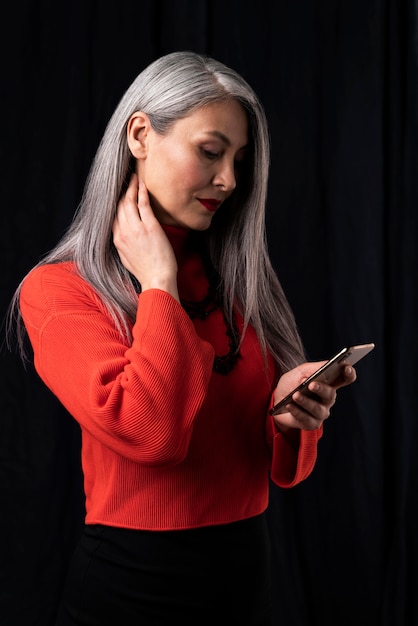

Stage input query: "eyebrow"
[{"left": 203, "top": 130, "right": 248, "bottom": 151}]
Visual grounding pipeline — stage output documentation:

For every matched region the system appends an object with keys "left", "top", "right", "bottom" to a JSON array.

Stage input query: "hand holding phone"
[{"left": 269, "top": 342, "right": 375, "bottom": 416}]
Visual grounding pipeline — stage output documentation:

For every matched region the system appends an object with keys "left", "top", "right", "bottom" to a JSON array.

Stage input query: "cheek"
[
  {"left": 179, "top": 160, "right": 209, "bottom": 193},
  {"left": 151, "top": 149, "right": 208, "bottom": 194}
]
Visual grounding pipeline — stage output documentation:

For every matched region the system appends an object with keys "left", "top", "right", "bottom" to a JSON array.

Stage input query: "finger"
[
  {"left": 125, "top": 172, "right": 139, "bottom": 203},
  {"left": 292, "top": 389, "right": 334, "bottom": 419},
  {"left": 332, "top": 365, "right": 357, "bottom": 389},
  {"left": 136, "top": 180, "right": 157, "bottom": 223},
  {"left": 274, "top": 407, "right": 324, "bottom": 431},
  {"left": 306, "top": 381, "right": 335, "bottom": 403},
  {"left": 342, "top": 365, "right": 357, "bottom": 385},
  {"left": 117, "top": 176, "right": 146, "bottom": 228},
  {"left": 115, "top": 175, "right": 137, "bottom": 220}
]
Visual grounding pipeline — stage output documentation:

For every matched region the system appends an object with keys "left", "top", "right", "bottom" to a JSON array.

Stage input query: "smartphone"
[{"left": 269, "top": 342, "right": 375, "bottom": 416}]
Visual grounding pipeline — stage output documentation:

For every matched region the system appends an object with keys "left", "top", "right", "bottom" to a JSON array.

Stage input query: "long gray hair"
[{"left": 8, "top": 51, "right": 305, "bottom": 373}]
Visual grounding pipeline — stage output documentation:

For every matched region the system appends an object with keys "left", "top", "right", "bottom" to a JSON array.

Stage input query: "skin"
[{"left": 112, "top": 100, "right": 356, "bottom": 435}]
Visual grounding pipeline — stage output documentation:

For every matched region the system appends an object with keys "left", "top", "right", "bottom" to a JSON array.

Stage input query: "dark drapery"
[{"left": 1, "top": 1, "right": 417, "bottom": 624}]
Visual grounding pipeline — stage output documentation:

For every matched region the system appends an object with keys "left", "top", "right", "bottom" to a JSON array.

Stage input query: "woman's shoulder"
[
  {"left": 22, "top": 261, "right": 85, "bottom": 292},
  {"left": 25, "top": 260, "right": 77, "bottom": 278},
  {"left": 20, "top": 261, "right": 100, "bottom": 312}
]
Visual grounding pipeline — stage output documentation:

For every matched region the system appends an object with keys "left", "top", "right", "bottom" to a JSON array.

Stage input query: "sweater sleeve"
[
  {"left": 266, "top": 396, "right": 323, "bottom": 487},
  {"left": 20, "top": 264, "right": 215, "bottom": 465}
]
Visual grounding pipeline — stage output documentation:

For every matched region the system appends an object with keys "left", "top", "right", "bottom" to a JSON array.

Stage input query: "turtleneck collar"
[
  {"left": 161, "top": 224, "right": 210, "bottom": 301},
  {"left": 162, "top": 224, "right": 192, "bottom": 259}
]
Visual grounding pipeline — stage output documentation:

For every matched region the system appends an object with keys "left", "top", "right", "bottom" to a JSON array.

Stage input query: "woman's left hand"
[{"left": 272, "top": 361, "right": 357, "bottom": 432}]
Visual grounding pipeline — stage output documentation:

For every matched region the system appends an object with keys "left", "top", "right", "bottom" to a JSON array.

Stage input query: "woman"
[{"left": 8, "top": 51, "right": 356, "bottom": 625}]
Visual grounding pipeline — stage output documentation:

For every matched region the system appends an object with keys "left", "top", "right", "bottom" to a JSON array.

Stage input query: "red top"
[{"left": 20, "top": 226, "right": 322, "bottom": 530}]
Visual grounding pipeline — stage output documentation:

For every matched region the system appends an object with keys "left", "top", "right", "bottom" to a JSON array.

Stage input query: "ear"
[{"left": 127, "top": 112, "right": 152, "bottom": 159}]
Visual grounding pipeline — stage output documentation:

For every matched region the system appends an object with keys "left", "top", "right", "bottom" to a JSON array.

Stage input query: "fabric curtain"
[{"left": 1, "top": 1, "right": 416, "bottom": 624}]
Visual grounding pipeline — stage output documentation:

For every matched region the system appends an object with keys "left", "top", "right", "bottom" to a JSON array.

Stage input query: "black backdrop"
[{"left": 1, "top": 1, "right": 417, "bottom": 625}]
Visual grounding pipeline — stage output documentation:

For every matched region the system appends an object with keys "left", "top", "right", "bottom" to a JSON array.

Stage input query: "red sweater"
[{"left": 20, "top": 226, "right": 322, "bottom": 530}]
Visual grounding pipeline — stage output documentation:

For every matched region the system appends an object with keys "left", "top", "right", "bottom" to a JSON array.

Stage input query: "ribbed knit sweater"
[{"left": 20, "top": 226, "right": 322, "bottom": 530}]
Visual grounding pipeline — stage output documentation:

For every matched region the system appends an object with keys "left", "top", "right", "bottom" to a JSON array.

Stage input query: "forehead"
[{"left": 172, "top": 100, "right": 249, "bottom": 146}]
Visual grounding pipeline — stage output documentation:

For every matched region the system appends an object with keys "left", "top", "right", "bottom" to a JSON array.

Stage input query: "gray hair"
[{"left": 7, "top": 51, "right": 305, "bottom": 372}]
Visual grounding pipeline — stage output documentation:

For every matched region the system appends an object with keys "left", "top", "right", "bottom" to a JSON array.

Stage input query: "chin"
[
  {"left": 192, "top": 222, "right": 212, "bottom": 232},
  {"left": 173, "top": 215, "right": 213, "bottom": 232}
]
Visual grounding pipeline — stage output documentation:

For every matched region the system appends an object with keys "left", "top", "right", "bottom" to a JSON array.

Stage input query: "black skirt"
[{"left": 56, "top": 514, "right": 272, "bottom": 626}]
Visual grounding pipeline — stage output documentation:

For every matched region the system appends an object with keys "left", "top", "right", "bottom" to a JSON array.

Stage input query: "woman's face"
[{"left": 129, "top": 99, "right": 249, "bottom": 230}]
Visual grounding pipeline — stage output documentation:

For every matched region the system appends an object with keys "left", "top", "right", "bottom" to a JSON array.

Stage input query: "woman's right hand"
[{"left": 113, "top": 173, "right": 179, "bottom": 301}]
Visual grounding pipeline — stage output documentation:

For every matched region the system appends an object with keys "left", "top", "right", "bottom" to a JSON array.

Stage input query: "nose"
[{"left": 212, "top": 159, "right": 237, "bottom": 193}]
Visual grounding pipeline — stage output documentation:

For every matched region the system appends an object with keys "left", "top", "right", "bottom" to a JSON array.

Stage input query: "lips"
[{"left": 198, "top": 198, "right": 222, "bottom": 212}]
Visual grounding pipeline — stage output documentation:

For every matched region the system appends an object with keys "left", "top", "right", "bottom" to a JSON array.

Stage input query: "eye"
[{"left": 201, "top": 148, "right": 219, "bottom": 160}]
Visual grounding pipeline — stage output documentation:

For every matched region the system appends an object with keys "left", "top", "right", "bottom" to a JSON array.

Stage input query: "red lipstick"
[{"left": 198, "top": 198, "right": 221, "bottom": 212}]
